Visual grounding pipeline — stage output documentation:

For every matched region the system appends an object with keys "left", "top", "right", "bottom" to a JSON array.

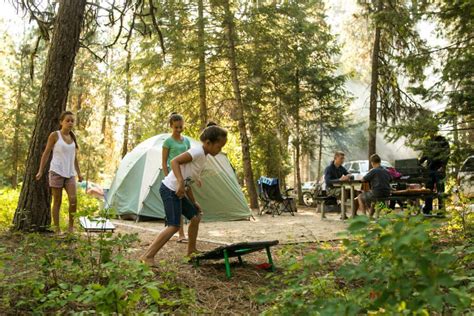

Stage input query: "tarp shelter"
[{"left": 106, "top": 134, "right": 251, "bottom": 222}]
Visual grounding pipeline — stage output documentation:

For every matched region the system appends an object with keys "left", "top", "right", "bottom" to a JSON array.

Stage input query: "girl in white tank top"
[{"left": 36, "top": 111, "right": 83, "bottom": 234}]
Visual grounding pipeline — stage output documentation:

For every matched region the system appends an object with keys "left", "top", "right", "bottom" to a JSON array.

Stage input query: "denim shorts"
[{"left": 159, "top": 183, "right": 198, "bottom": 227}]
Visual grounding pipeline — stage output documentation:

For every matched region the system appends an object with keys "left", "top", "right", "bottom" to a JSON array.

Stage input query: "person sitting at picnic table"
[
  {"left": 356, "top": 154, "right": 392, "bottom": 217},
  {"left": 324, "top": 152, "right": 352, "bottom": 218}
]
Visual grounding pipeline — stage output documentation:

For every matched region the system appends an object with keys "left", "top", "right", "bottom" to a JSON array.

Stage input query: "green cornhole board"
[{"left": 192, "top": 240, "right": 279, "bottom": 278}]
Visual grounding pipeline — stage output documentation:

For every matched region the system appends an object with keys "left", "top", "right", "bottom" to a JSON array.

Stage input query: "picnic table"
[
  {"left": 331, "top": 179, "right": 363, "bottom": 218},
  {"left": 329, "top": 179, "right": 435, "bottom": 219}
]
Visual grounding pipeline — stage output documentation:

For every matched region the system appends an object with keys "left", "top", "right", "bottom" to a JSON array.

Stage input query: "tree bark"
[
  {"left": 101, "top": 55, "right": 112, "bottom": 142},
  {"left": 13, "top": 0, "right": 87, "bottom": 231},
  {"left": 294, "top": 69, "right": 303, "bottom": 204},
  {"left": 317, "top": 118, "right": 323, "bottom": 179},
  {"left": 12, "top": 51, "right": 27, "bottom": 189},
  {"left": 197, "top": 0, "right": 208, "bottom": 130},
  {"left": 368, "top": 1, "right": 382, "bottom": 161},
  {"left": 222, "top": 0, "right": 259, "bottom": 209},
  {"left": 121, "top": 50, "right": 132, "bottom": 158}
]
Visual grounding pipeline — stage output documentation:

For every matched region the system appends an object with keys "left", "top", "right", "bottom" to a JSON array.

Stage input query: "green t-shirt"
[{"left": 163, "top": 136, "right": 191, "bottom": 168}]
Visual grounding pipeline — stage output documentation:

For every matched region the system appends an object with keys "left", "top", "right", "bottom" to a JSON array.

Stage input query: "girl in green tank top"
[{"left": 162, "top": 113, "right": 190, "bottom": 242}]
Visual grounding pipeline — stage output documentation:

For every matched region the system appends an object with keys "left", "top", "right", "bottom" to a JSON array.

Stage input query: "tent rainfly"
[{"left": 106, "top": 134, "right": 251, "bottom": 222}]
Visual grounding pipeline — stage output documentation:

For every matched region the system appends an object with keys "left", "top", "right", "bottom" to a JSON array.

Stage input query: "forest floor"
[
  {"left": 112, "top": 206, "right": 348, "bottom": 245},
  {"left": 0, "top": 207, "right": 348, "bottom": 314},
  {"left": 107, "top": 206, "right": 347, "bottom": 314}
]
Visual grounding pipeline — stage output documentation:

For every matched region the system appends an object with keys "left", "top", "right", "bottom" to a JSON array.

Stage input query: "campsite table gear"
[{"left": 191, "top": 240, "right": 279, "bottom": 278}]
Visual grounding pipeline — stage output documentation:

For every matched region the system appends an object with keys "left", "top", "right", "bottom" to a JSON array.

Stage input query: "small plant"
[
  {"left": 258, "top": 214, "right": 473, "bottom": 315},
  {"left": 0, "top": 231, "right": 195, "bottom": 313}
]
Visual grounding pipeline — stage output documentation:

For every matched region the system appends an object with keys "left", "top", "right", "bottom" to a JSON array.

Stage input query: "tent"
[{"left": 106, "top": 134, "right": 251, "bottom": 222}]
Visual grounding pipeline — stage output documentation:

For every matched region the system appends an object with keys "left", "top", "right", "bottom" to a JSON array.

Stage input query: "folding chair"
[
  {"left": 257, "top": 178, "right": 271, "bottom": 215},
  {"left": 259, "top": 176, "right": 296, "bottom": 216}
]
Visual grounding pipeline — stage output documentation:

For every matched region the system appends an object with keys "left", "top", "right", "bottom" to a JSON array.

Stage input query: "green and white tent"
[{"left": 106, "top": 134, "right": 251, "bottom": 221}]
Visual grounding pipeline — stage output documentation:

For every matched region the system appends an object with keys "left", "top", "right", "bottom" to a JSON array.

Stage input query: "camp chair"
[
  {"left": 257, "top": 178, "right": 271, "bottom": 215},
  {"left": 259, "top": 176, "right": 296, "bottom": 216}
]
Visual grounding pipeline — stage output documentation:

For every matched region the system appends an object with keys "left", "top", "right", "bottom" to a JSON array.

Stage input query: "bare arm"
[
  {"left": 36, "top": 132, "right": 57, "bottom": 180},
  {"left": 185, "top": 186, "right": 203, "bottom": 215},
  {"left": 75, "top": 149, "right": 83, "bottom": 182},
  {"left": 171, "top": 152, "right": 193, "bottom": 198},
  {"left": 162, "top": 147, "right": 170, "bottom": 176}
]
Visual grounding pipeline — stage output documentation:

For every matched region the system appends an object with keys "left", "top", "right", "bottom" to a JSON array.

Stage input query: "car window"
[
  {"left": 461, "top": 157, "right": 474, "bottom": 172},
  {"left": 343, "top": 163, "right": 351, "bottom": 170},
  {"left": 360, "top": 161, "right": 369, "bottom": 173},
  {"left": 351, "top": 163, "right": 360, "bottom": 172}
]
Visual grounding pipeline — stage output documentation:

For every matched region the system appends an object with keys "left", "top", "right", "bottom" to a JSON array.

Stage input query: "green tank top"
[{"left": 163, "top": 136, "right": 191, "bottom": 168}]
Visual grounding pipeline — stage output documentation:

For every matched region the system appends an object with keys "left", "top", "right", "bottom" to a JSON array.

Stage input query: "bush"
[
  {"left": 0, "top": 187, "right": 20, "bottom": 229},
  {"left": 258, "top": 214, "right": 473, "bottom": 315},
  {"left": 0, "top": 231, "right": 195, "bottom": 314},
  {"left": 0, "top": 186, "right": 104, "bottom": 232}
]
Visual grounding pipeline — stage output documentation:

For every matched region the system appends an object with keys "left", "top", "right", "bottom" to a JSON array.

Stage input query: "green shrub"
[
  {"left": 0, "top": 187, "right": 20, "bottom": 229},
  {"left": 0, "top": 231, "right": 194, "bottom": 314},
  {"left": 258, "top": 214, "right": 473, "bottom": 315},
  {"left": 0, "top": 186, "right": 105, "bottom": 232}
]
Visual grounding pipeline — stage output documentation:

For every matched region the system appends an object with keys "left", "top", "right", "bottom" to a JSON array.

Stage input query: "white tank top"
[{"left": 49, "top": 131, "right": 76, "bottom": 177}]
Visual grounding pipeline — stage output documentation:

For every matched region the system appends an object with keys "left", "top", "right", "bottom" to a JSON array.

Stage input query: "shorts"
[
  {"left": 360, "top": 191, "right": 389, "bottom": 204},
  {"left": 49, "top": 171, "right": 76, "bottom": 189},
  {"left": 159, "top": 183, "right": 198, "bottom": 227},
  {"left": 360, "top": 191, "right": 375, "bottom": 204},
  {"left": 327, "top": 187, "right": 342, "bottom": 198}
]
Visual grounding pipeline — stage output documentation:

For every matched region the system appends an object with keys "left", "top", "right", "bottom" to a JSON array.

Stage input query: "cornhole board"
[
  {"left": 79, "top": 216, "right": 115, "bottom": 232},
  {"left": 192, "top": 240, "right": 279, "bottom": 278}
]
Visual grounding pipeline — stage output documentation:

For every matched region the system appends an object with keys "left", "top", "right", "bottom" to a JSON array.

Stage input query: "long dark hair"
[
  {"left": 169, "top": 112, "right": 184, "bottom": 126},
  {"left": 59, "top": 111, "right": 79, "bottom": 149},
  {"left": 200, "top": 123, "right": 227, "bottom": 143}
]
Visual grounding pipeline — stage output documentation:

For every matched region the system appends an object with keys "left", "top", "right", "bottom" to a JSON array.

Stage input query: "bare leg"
[
  {"left": 357, "top": 194, "right": 367, "bottom": 215},
  {"left": 64, "top": 181, "right": 77, "bottom": 233},
  {"left": 178, "top": 216, "right": 186, "bottom": 241},
  {"left": 51, "top": 188, "right": 63, "bottom": 234},
  {"left": 187, "top": 215, "right": 201, "bottom": 256},
  {"left": 141, "top": 226, "right": 180, "bottom": 266}
]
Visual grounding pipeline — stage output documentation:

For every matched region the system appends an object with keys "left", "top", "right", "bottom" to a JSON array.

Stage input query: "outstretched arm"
[{"left": 36, "top": 132, "right": 57, "bottom": 180}]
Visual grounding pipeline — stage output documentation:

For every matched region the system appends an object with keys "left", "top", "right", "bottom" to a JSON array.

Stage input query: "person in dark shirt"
[
  {"left": 420, "top": 135, "right": 450, "bottom": 214},
  {"left": 324, "top": 151, "right": 351, "bottom": 198},
  {"left": 356, "top": 154, "right": 392, "bottom": 216}
]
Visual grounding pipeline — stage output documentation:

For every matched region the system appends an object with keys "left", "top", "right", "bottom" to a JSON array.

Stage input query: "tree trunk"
[
  {"left": 12, "top": 51, "right": 26, "bottom": 189},
  {"left": 368, "top": 2, "right": 382, "bottom": 161},
  {"left": 101, "top": 55, "right": 112, "bottom": 142},
  {"left": 197, "top": 0, "right": 208, "bottom": 130},
  {"left": 121, "top": 50, "right": 132, "bottom": 158},
  {"left": 294, "top": 69, "right": 303, "bottom": 204},
  {"left": 222, "top": 0, "right": 259, "bottom": 209},
  {"left": 317, "top": 119, "right": 323, "bottom": 179},
  {"left": 13, "top": 0, "right": 87, "bottom": 232}
]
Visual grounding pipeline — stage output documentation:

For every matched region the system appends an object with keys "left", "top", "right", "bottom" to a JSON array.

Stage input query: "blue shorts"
[{"left": 159, "top": 183, "right": 198, "bottom": 227}]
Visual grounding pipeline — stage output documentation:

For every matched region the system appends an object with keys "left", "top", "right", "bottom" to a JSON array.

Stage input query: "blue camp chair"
[{"left": 257, "top": 176, "right": 296, "bottom": 216}]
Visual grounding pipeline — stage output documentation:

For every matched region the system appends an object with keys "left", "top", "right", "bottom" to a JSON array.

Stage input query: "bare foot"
[
  {"left": 187, "top": 249, "right": 201, "bottom": 257},
  {"left": 177, "top": 237, "right": 188, "bottom": 243}
]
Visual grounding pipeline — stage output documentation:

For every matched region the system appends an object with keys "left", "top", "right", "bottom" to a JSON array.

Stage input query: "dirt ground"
[
  {"left": 112, "top": 206, "right": 348, "bottom": 245},
  {"left": 109, "top": 206, "right": 348, "bottom": 314}
]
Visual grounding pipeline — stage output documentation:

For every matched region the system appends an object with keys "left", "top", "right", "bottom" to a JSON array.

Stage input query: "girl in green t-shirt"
[{"left": 163, "top": 113, "right": 191, "bottom": 242}]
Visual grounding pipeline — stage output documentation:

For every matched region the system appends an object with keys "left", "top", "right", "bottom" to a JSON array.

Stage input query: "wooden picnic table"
[{"left": 331, "top": 179, "right": 363, "bottom": 219}]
